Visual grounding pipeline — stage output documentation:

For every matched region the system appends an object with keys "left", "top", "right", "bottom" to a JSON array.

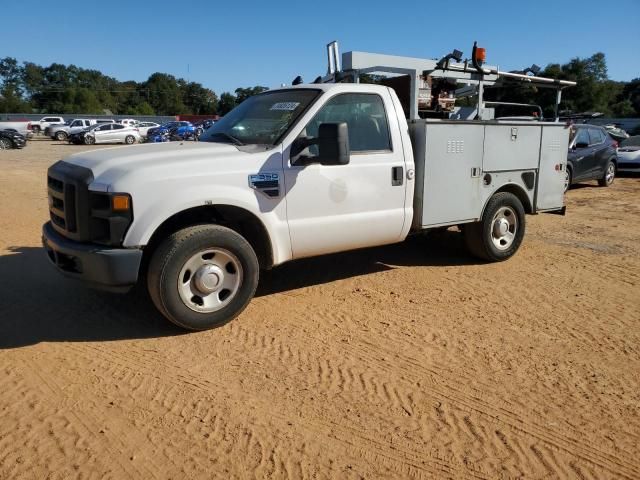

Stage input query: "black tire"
[
  {"left": 124, "top": 135, "right": 136, "bottom": 145},
  {"left": 464, "top": 192, "right": 526, "bottom": 262},
  {"left": 564, "top": 166, "right": 572, "bottom": 193},
  {"left": 55, "top": 131, "right": 67, "bottom": 141},
  {"left": 84, "top": 135, "right": 95, "bottom": 145},
  {"left": 147, "top": 224, "right": 259, "bottom": 331},
  {"left": 32, "top": 126, "right": 41, "bottom": 134},
  {"left": 598, "top": 160, "right": 615, "bottom": 187},
  {"left": 0, "top": 138, "right": 12, "bottom": 150}
]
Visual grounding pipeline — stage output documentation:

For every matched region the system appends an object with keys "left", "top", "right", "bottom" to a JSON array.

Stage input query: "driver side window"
[{"left": 304, "top": 93, "right": 392, "bottom": 153}]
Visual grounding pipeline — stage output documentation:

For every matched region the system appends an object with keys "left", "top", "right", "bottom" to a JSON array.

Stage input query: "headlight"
[{"left": 88, "top": 191, "right": 133, "bottom": 246}]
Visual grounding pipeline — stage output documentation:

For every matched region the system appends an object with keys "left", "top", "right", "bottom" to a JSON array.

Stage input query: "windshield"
[{"left": 200, "top": 89, "right": 320, "bottom": 146}]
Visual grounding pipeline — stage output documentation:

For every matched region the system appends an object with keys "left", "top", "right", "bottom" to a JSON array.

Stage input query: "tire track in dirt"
[
  {"left": 16, "top": 356, "right": 165, "bottom": 479},
  {"left": 66, "top": 320, "right": 639, "bottom": 480},
  {"left": 62, "top": 342, "right": 479, "bottom": 479},
  {"left": 222, "top": 320, "right": 640, "bottom": 479}
]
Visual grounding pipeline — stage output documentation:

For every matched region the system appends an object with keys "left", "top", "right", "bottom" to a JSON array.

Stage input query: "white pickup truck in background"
[
  {"left": 28, "top": 116, "right": 65, "bottom": 134},
  {"left": 42, "top": 42, "right": 575, "bottom": 331}
]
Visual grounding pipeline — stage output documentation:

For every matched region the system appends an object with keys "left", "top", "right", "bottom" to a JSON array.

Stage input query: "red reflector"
[{"left": 555, "top": 164, "right": 561, "bottom": 171}]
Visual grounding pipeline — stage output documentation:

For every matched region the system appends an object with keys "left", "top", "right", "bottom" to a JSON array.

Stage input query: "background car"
[
  {"left": 117, "top": 118, "right": 139, "bottom": 127},
  {"left": 193, "top": 119, "right": 216, "bottom": 136},
  {"left": 617, "top": 136, "right": 640, "bottom": 173},
  {"left": 566, "top": 124, "right": 618, "bottom": 191},
  {"left": 146, "top": 121, "right": 196, "bottom": 140},
  {"left": 0, "top": 129, "right": 27, "bottom": 149},
  {"left": 83, "top": 123, "right": 141, "bottom": 145},
  {"left": 136, "top": 121, "right": 160, "bottom": 138}
]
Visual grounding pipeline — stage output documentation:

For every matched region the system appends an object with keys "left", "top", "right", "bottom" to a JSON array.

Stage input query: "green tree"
[
  {"left": 144, "top": 73, "right": 186, "bottom": 115},
  {"left": 234, "top": 86, "right": 268, "bottom": 104},
  {"left": 218, "top": 92, "right": 237, "bottom": 115}
]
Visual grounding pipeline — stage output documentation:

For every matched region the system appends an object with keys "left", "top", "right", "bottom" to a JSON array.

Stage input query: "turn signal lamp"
[{"left": 112, "top": 194, "right": 131, "bottom": 211}]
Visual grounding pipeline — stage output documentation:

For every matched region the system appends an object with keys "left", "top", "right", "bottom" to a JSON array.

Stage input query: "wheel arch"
[
  {"left": 481, "top": 183, "right": 533, "bottom": 218},
  {"left": 141, "top": 204, "right": 274, "bottom": 273}
]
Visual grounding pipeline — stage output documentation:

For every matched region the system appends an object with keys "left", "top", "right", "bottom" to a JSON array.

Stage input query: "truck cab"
[{"left": 43, "top": 43, "right": 573, "bottom": 331}]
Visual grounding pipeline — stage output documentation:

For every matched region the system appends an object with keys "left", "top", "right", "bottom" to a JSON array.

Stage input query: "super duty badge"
[{"left": 248, "top": 173, "right": 280, "bottom": 198}]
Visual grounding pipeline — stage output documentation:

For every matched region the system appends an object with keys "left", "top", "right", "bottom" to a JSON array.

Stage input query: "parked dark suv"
[{"left": 566, "top": 124, "right": 617, "bottom": 192}]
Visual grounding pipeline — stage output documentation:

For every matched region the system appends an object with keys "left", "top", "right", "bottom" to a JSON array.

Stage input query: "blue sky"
[{"left": 2, "top": 0, "right": 638, "bottom": 94}]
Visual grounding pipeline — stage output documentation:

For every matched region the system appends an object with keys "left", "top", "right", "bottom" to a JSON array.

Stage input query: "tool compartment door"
[
  {"left": 421, "top": 123, "right": 484, "bottom": 226},
  {"left": 483, "top": 124, "right": 541, "bottom": 171},
  {"left": 536, "top": 125, "right": 569, "bottom": 211}
]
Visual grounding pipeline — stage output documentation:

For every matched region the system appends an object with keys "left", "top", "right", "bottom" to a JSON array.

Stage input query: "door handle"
[{"left": 391, "top": 166, "right": 403, "bottom": 186}]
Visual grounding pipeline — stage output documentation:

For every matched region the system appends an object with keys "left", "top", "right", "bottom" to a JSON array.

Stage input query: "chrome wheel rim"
[
  {"left": 606, "top": 163, "right": 615, "bottom": 184},
  {"left": 491, "top": 206, "right": 518, "bottom": 251},
  {"left": 0, "top": 139, "right": 9, "bottom": 149},
  {"left": 177, "top": 248, "right": 243, "bottom": 313},
  {"left": 125, "top": 136, "right": 134, "bottom": 144}
]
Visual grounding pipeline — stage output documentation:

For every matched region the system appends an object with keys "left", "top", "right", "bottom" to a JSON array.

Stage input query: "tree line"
[
  {"left": 0, "top": 57, "right": 267, "bottom": 116},
  {"left": 479, "top": 52, "right": 639, "bottom": 119},
  {"left": 1, "top": 53, "right": 639, "bottom": 119}
]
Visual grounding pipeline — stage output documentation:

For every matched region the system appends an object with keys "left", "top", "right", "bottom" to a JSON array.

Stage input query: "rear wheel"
[
  {"left": 147, "top": 225, "right": 259, "bottom": 330},
  {"left": 32, "top": 126, "right": 41, "bottom": 134},
  {"left": 0, "top": 138, "right": 12, "bottom": 149},
  {"left": 464, "top": 192, "right": 526, "bottom": 262},
  {"left": 564, "top": 167, "right": 572, "bottom": 193},
  {"left": 124, "top": 135, "right": 136, "bottom": 145},
  {"left": 55, "top": 131, "right": 67, "bottom": 141},
  {"left": 598, "top": 160, "right": 615, "bottom": 187}
]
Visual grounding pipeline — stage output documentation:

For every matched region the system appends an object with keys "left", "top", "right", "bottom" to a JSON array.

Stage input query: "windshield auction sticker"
[{"left": 270, "top": 102, "right": 300, "bottom": 111}]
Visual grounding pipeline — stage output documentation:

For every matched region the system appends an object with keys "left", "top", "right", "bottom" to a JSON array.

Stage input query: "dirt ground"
[{"left": 0, "top": 139, "right": 639, "bottom": 479}]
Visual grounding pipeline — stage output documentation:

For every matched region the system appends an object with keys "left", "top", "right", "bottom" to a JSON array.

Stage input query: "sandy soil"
[{"left": 0, "top": 139, "right": 639, "bottom": 479}]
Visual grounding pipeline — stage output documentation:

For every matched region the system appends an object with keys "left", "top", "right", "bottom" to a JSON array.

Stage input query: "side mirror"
[
  {"left": 291, "top": 122, "right": 350, "bottom": 166},
  {"left": 317, "top": 123, "right": 350, "bottom": 165}
]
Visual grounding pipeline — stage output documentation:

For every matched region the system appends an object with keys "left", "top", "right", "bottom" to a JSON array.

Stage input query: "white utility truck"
[{"left": 43, "top": 42, "right": 575, "bottom": 330}]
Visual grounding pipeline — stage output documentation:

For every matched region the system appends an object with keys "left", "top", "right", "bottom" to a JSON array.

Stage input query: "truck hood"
[{"left": 64, "top": 141, "right": 248, "bottom": 188}]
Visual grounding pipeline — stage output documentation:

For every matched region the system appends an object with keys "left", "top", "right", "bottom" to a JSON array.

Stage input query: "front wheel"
[
  {"left": 84, "top": 135, "right": 95, "bottom": 145},
  {"left": 147, "top": 225, "right": 259, "bottom": 330},
  {"left": 598, "top": 160, "right": 615, "bottom": 187},
  {"left": 55, "top": 131, "right": 67, "bottom": 141},
  {"left": 464, "top": 192, "right": 526, "bottom": 262},
  {"left": 124, "top": 135, "right": 136, "bottom": 145},
  {"left": 0, "top": 138, "right": 12, "bottom": 149}
]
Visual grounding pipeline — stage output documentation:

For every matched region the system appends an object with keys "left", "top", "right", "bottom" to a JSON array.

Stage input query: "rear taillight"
[{"left": 27, "top": 123, "right": 32, "bottom": 130}]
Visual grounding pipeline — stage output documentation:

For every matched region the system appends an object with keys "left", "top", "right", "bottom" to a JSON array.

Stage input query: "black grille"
[{"left": 47, "top": 161, "right": 94, "bottom": 241}]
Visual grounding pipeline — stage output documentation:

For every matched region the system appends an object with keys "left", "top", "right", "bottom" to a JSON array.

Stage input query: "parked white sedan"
[
  {"left": 84, "top": 124, "right": 141, "bottom": 145},
  {"left": 136, "top": 121, "right": 160, "bottom": 138},
  {"left": 617, "top": 136, "right": 640, "bottom": 172}
]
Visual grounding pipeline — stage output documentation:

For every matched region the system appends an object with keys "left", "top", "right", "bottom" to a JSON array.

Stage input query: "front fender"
[{"left": 122, "top": 183, "right": 292, "bottom": 266}]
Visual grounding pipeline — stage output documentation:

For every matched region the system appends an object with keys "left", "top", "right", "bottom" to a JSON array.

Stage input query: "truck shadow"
[
  {"left": 0, "top": 230, "right": 476, "bottom": 348},
  {"left": 256, "top": 229, "right": 476, "bottom": 296}
]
